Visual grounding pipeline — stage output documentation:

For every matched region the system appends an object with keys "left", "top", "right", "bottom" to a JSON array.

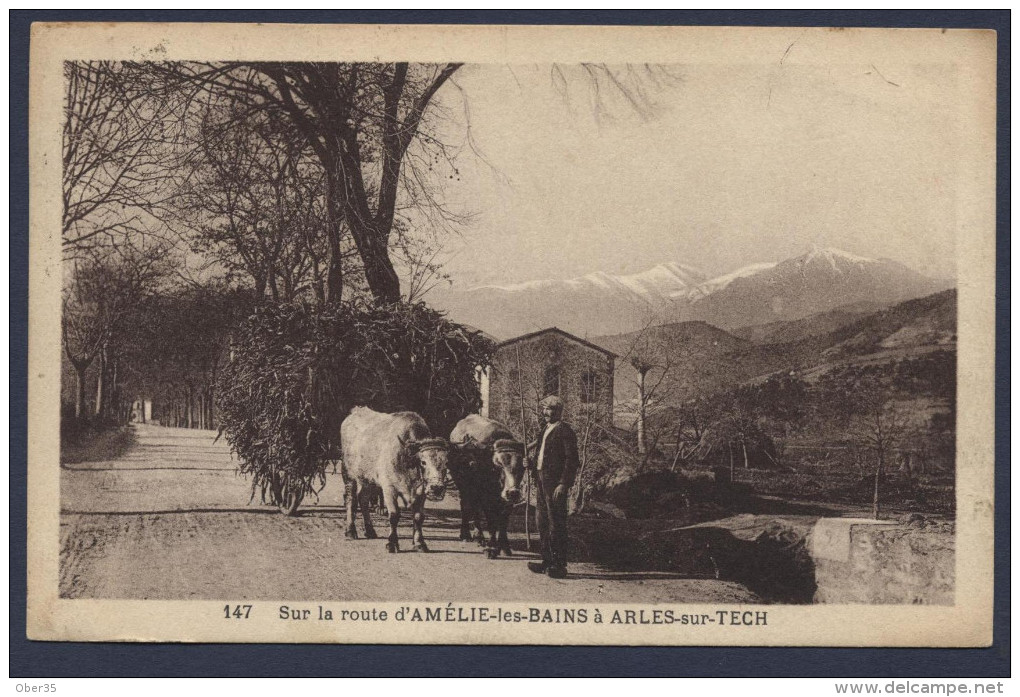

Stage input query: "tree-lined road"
[{"left": 60, "top": 424, "right": 760, "bottom": 603}]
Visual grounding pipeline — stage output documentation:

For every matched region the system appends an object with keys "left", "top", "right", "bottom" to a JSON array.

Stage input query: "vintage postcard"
[{"left": 27, "top": 22, "right": 996, "bottom": 645}]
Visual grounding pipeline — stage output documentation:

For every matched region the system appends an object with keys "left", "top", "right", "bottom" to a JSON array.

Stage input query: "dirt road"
[{"left": 60, "top": 424, "right": 759, "bottom": 603}]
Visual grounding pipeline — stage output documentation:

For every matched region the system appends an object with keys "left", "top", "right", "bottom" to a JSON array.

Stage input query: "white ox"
[{"left": 340, "top": 406, "right": 449, "bottom": 553}]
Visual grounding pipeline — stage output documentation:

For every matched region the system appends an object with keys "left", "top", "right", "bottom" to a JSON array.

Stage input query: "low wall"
[
  {"left": 660, "top": 513, "right": 954, "bottom": 604},
  {"left": 812, "top": 518, "right": 955, "bottom": 605}
]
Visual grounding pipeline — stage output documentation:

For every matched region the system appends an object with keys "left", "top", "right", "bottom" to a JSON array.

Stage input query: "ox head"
[
  {"left": 407, "top": 437, "right": 449, "bottom": 501},
  {"left": 492, "top": 439, "right": 526, "bottom": 504}
]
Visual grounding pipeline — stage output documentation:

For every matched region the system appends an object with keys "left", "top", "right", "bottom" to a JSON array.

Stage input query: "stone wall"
[
  {"left": 665, "top": 513, "right": 954, "bottom": 604},
  {"left": 812, "top": 518, "right": 955, "bottom": 604}
]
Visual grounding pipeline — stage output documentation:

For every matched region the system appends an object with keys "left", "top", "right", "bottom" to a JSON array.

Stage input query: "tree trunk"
[
  {"left": 359, "top": 232, "right": 401, "bottom": 304},
  {"left": 742, "top": 439, "right": 750, "bottom": 469},
  {"left": 94, "top": 344, "right": 107, "bottom": 418},
  {"left": 872, "top": 450, "right": 884, "bottom": 520},
  {"left": 325, "top": 246, "right": 344, "bottom": 304},
  {"left": 324, "top": 137, "right": 401, "bottom": 305},
  {"left": 281, "top": 273, "right": 293, "bottom": 304},
  {"left": 110, "top": 358, "right": 119, "bottom": 423},
  {"left": 636, "top": 370, "right": 647, "bottom": 455},
  {"left": 254, "top": 274, "right": 267, "bottom": 301},
  {"left": 322, "top": 179, "right": 345, "bottom": 304},
  {"left": 74, "top": 364, "right": 88, "bottom": 419}
]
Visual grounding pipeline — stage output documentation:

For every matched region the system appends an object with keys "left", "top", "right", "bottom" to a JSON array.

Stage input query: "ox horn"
[
  {"left": 456, "top": 434, "right": 480, "bottom": 451},
  {"left": 414, "top": 437, "right": 449, "bottom": 453}
]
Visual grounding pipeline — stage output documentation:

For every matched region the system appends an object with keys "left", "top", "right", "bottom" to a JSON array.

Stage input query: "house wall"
[{"left": 486, "top": 332, "right": 614, "bottom": 438}]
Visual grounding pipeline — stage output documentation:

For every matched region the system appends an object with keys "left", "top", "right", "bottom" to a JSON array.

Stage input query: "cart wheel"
[
  {"left": 279, "top": 488, "right": 303, "bottom": 516},
  {"left": 271, "top": 473, "right": 303, "bottom": 516}
]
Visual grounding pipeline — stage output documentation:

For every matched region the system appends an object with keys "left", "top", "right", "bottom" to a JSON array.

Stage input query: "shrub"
[
  {"left": 216, "top": 301, "right": 494, "bottom": 509},
  {"left": 60, "top": 415, "right": 137, "bottom": 465}
]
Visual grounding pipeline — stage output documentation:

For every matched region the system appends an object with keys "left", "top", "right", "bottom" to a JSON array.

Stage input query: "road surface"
[{"left": 60, "top": 424, "right": 760, "bottom": 603}]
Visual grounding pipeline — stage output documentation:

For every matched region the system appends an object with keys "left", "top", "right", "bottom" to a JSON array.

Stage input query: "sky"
[{"left": 419, "top": 58, "right": 960, "bottom": 289}]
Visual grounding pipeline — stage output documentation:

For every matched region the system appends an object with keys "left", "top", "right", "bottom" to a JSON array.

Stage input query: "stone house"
[{"left": 480, "top": 327, "right": 616, "bottom": 438}]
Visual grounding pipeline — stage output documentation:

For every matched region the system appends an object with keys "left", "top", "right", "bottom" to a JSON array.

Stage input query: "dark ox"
[
  {"left": 340, "top": 406, "right": 449, "bottom": 553},
  {"left": 449, "top": 414, "right": 526, "bottom": 559}
]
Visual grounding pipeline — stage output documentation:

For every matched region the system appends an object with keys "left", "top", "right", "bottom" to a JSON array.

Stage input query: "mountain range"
[{"left": 428, "top": 247, "right": 952, "bottom": 339}]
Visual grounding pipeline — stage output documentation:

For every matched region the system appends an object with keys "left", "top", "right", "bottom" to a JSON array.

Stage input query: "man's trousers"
[{"left": 535, "top": 471, "right": 569, "bottom": 570}]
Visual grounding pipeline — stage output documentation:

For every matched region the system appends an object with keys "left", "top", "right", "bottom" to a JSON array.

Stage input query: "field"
[{"left": 675, "top": 448, "right": 955, "bottom": 517}]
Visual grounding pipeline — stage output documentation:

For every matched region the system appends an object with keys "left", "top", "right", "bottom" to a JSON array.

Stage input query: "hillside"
[
  {"left": 596, "top": 321, "right": 754, "bottom": 404},
  {"left": 597, "top": 289, "right": 957, "bottom": 408},
  {"left": 594, "top": 322, "right": 769, "bottom": 409},
  {"left": 814, "top": 289, "right": 957, "bottom": 361},
  {"left": 730, "top": 301, "right": 886, "bottom": 344}
]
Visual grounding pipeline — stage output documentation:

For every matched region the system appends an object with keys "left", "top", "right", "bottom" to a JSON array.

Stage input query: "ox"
[
  {"left": 340, "top": 406, "right": 449, "bottom": 553},
  {"left": 449, "top": 414, "right": 526, "bottom": 559}
]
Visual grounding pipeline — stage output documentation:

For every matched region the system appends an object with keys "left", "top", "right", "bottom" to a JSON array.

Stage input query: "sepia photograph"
[{"left": 26, "top": 22, "right": 997, "bottom": 646}]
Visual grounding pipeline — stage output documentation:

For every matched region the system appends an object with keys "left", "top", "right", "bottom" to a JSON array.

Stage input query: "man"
[{"left": 527, "top": 395, "right": 579, "bottom": 579}]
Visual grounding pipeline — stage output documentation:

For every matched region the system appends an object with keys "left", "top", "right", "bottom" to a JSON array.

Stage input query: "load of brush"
[{"left": 216, "top": 300, "right": 494, "bottom": 514}]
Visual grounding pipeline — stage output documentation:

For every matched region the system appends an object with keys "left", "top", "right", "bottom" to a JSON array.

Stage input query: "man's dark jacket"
[{"left": 537, "top": 422, "right": 580, "bottom": 488}]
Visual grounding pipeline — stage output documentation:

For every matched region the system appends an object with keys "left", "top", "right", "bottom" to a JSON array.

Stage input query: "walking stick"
[{"left": 515, "top": 345, "right": 532, "bottom": 551}]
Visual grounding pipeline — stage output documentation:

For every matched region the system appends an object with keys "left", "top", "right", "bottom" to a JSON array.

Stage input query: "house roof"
[{"left": 497, "top": 327, "right": 618, "bottom": 359}]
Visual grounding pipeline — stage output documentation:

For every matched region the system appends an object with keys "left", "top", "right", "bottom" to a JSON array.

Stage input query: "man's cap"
[{"left": 539, "top": 395, "right": 564, "bottom": 411}]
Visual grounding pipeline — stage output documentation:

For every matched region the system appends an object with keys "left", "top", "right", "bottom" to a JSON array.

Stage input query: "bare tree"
[
  {"left": 550, "top": 63, "right": 682, "bottom": 124},
  {"left": 853, "top": 393, "right": 905, "bottom": 520},
  {"left": 62, "top": 264, "right": 107, "bottom": 418},
  {"left": 618, "top": 320, "right": 679, "bottom": 457},
  {"left": 818, "top": 370, "right": 905, "bottom": 519},
  {"left": 121, "top": 281, "right": 247, "bottom": 430},
  {"left": 62, "top": 61, "right": 186, "bottom": 256},
  {"left": 173, "top": 99, "right": 343, "bottom": 302},
  {"left": 62, "top": 244, "right": 174, "bottom": 420},
  {"left": 395, "top": 224, "right": 451, "bottom": 304},
  {"left": 144, "top": 62, "right": 679, "bottom": 304},
  {"left": 567, "top": 360, "right": 614, "bottom": 515},
  {"left": 144, "top": 62, "right": 465, "bottom": 304},
  {"left": 668, "top": 401, "right": 707, "bottom": 472}
]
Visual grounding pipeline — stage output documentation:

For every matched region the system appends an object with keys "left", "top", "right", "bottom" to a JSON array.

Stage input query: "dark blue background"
[{"left": 9, "top": 10, "right": 1010, "bottom": 678}]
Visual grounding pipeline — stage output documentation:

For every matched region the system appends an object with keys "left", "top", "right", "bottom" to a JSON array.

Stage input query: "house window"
[
  {"left": 543, "top": 365, "right": 560, "bottom": 396},
  {"left": 580, "top": 368, "right": 600, "bottom": 403}
]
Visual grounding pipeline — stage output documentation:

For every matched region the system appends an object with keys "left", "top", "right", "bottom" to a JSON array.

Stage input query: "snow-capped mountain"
[
  {"left": 671, "top": 247, "right": 951, "bottom": 330},
  {"left": 685, "top": 261, "right": 778, "bottom": 301},
  {"left": 431, "top": 263, "right": 710, "bottom": 338},
  {"left": 469, "top": 262, "right": 705, "bottom": 308},
  {"left": 427, "top": 247, "right": 951, "bottom": 339}
]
